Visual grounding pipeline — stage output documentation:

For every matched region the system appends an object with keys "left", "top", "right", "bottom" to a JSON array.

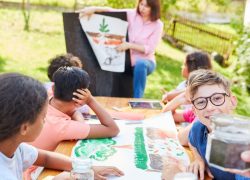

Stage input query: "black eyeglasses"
[{"left": 191, "top": 93, "right": 229, "bottom": 110}]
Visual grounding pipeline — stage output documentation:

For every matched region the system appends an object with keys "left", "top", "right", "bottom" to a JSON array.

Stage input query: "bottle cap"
[{"left": 71, "top": 157, "right": 92, "bottom": 173}]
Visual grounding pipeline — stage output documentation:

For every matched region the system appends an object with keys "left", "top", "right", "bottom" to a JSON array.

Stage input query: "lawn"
[{"left": 0, "top": 8, "right": 249, "bottom": 116}]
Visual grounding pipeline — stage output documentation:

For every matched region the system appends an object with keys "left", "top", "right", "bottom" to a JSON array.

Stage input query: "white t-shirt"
[
  {"left": 0, "top": 143, "right": 38, "bottom": 180},
  {"left": 176, "top": 80, "right": 187, "bottom": 91},
  {"left": 175, "top": 80, "right": 192, "bottom": 110}
]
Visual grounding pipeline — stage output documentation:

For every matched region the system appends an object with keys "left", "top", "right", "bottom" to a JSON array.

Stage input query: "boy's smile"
[{"left": 191, "top": 84, "right": 237, "bottom": 131}]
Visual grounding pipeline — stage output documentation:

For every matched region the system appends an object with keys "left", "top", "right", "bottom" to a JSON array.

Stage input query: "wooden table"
[{"left": 38, "top": 96, "right": 193, "bottom": 179}]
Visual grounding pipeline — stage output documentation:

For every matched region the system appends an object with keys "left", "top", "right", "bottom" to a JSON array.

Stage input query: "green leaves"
[
  {"left": 234, "top": 27, "right": 250, "bottom": 94},
  {"left": 99, "top": 18, "right": 110, "bottom": 33}
]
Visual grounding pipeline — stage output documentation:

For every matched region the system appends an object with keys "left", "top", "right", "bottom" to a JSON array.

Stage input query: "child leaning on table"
[
  {"left": 25, "top": 67, "right": 120, "bottom": 179},
  {"left": 0, "top": 73, "right": 124, "bottom": 180},
  {"left": 162, "top": 51, "right": 212, "bottom": 123},
  {"left": 186, "top": 69, "right": 249, "bottom": 180},
  {"left": 30, "top": 66, "right": 120, "bottom": 151}
]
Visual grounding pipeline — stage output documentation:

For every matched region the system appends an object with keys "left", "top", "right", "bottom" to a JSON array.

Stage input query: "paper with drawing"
[
  {"left": 79, "top": 14, "right": 128, "bottom": 72},
  {"left": 72, "top": 112, "right": 190, "bottom": 179}
]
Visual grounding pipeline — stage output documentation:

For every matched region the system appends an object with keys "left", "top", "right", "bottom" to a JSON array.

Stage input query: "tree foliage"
[
  {"left": 234, "top": 27, "right": 250, "bottom": 94},
  {"left": 106, "top": 0, "right": 135, "bottom": 9},
  {"left": 106, "top": 0, "right": 177, "bottom": 18}
]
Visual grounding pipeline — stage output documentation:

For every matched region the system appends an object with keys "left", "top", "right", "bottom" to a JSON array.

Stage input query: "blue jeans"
[{"left": 133, "top": 59, "right": 156, "bottom": 98}]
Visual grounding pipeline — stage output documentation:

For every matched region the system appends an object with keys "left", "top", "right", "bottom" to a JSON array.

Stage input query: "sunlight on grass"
[{"left": 156, "top": 40, "right": 186, "bottom": 62}]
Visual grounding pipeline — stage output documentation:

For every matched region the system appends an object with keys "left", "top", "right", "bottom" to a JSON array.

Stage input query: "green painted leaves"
[
  {"left": 74, "top": 138, "right": 116, "bottom": 161},
  {"left": 99, "top": 18, "right": 109, "bottom": 33}
]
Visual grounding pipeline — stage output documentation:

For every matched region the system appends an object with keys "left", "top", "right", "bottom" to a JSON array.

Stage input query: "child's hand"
[
  {"left": 53, "top": 171, "right": 70, "bottom": 180},
  {"left": 92, "top": 166, "right": 124, "bottom": 180},
  {"left": 73, "top": 89, "right": 93, "bottom": 107},
  {"left": 187, "top": 158, "right": 205, "bottom": 180},
  {"left": 162, "top": 93, "right": 169, "bottom": 104},
  {"left": 162, "top": 155, "right": 186, "bottom": 180},
  {"left": 225, "top": 168, "right": 250, "bottom": 178}
]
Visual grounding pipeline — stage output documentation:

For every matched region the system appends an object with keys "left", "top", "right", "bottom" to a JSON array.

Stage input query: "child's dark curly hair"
[
  {"left": 0, "top": 73, "right": 48, "bottom": 141},
  {"left": 53, "top": 67, "right": 90, "bottom": 102},
  {"left": 47, "top": 53, "right": 83, "bottom": 81},
  {"left": 186, "top": 51, "right": 212, "bottom": 73}
]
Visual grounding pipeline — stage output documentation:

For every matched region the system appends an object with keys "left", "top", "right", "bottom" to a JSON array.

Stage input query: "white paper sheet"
[
  {"left": 79, "top": 14, "right": 128, "bottom": 72},
  {"left": 72, "top": 112, "right": 190, "bottom": 179}
]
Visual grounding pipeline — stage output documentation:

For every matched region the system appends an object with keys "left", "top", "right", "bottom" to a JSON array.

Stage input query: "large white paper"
[
  {"left": 72, "top": 112, "right": 190, "bottom": 179},
  {"left": 79, "top": 14, "right": 128, "bottom": 72}
]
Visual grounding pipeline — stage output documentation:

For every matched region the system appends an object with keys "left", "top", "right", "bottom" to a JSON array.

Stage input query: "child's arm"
[
  {"left": 71, "top": 110, "right": 85, "bottom": 122},
  {"left": 162, "top": 92, "right": 187, "bottom": 112},
  {"left": 35, "top": 149, "right": 124, "bottom": 179},
  {"left": 177, "top": 123, "right": 193, "bottom": 146},
  {"left": 52, "top": 166, "right": 124, "bottom": 180},
  {"left": 34, "top": 149, "right": 72, "bottom": 171},
  {"left": 162, "top": 89, "right": 185, "bottom": 103},
  {"left": 73, "top": 89, "right": 119, "bottom": 138},
  {"left": 187, "top": 143, "right": 208, "bottom": 180}
]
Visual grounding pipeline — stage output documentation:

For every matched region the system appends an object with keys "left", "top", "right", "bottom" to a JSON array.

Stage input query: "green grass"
[
  {"left": 0, "top": 8, "right": 65, "bottom": 81},
  {"left": 0, "top": 8, "right": 249, "bottom": 116}
]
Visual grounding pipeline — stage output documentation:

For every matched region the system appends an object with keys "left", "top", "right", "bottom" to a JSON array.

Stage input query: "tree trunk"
[{"left": 22, "top": 0, "right": 31, "bottom": 31}]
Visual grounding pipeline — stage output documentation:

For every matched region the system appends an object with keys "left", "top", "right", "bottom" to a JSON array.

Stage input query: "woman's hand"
[
  {"left": 116, "top": 42, "right": 131, "bottom": 52},
  {"left": 72, "top": 89, "right": 93, "bottom": 107},
  {"left": 78, "top": 7, "right": 97, "bottom": 19},
  {"left": 92, "top": 166, "right": 124, "bottom": 180}
]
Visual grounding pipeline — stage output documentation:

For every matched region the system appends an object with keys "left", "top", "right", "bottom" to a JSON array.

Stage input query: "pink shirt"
[
  {"left": 126, "top": 9, "right": 163, "bottom": 66},
  {"left": 30, "top": 104, "right": 90, "bottom": 151}
]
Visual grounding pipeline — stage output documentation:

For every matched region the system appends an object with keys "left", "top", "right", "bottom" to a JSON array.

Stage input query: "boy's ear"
[
  {"left": 192, "top": 105, "right": 198, "bottom": 116},
  {"left": 230, "top": 95, "right": 237, "bottom": 110},
  {"left": 52, "top": 84, "right": 55, "bottom": 92},
  {"left": 20, "top": 123, "right": 29, "bottom": 136}
]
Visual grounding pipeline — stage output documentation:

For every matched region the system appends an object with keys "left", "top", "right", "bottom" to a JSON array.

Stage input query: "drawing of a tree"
[
  {"left": 99, "top": 18, "right": 110, "bottom": 33},
  {"left": 74, "top": 138, "right": 116, "bottom": 161}
]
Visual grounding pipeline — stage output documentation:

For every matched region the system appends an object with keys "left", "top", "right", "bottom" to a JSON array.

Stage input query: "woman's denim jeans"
[{"left": 133, "top": 59, "right": 156, "bottom": 98}]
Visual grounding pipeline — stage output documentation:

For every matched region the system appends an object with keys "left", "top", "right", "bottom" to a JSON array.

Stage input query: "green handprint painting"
[{"left": 74, "top": 138, "right": 117, "bottom": 161}]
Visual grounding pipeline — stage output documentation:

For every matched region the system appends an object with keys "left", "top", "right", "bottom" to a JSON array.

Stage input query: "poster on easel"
[
  {"left": 79, "top": 14, "right": 128, "bottom": 72},
  {"left": 72, "top": 112, "right": 190, "bottom": 179}
]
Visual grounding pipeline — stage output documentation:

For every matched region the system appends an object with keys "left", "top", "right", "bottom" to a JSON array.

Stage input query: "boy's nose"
[{"left": 206, "top": 100, "right": 216, "bottom": 110}]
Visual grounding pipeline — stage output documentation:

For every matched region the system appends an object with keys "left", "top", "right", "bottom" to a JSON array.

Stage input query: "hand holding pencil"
[{"left": 161, "top": 88, "right": 168, "bottom": 104}]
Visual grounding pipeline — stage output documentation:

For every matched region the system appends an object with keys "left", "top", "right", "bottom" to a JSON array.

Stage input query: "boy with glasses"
[{"left": 186, "top": 69, "right": 249, "bottom": 180}]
